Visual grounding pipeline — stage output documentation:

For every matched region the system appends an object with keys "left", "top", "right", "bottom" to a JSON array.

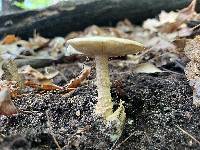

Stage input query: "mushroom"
[{"left": 67, "top": 36, "right": 144, "bottom": 120}]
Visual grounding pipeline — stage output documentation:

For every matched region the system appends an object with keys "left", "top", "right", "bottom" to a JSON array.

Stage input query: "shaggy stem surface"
[{"left": 94, "top": 55, "right": 113, "bottom": 118}]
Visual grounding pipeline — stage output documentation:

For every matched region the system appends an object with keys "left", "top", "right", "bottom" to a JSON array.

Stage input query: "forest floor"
[
  {"left": 1, "top": 61, "right": 199, "bottom": 150},
  {"left": 1, "top": 0, "right": 200, "bottom": 149}
]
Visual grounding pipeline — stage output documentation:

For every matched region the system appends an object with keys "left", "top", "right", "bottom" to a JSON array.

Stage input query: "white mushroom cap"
[{"left": 67, "top": 36, "right": 144, "bottom": 56}]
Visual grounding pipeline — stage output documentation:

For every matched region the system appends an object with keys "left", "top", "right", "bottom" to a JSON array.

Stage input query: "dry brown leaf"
[
  {"left": 65, "top": 31, "right": 83, "bottom": 40},
  {"left": 0, "top": 88, "right": 18, "bottom": 116},
  {"left": 49, "top": 37, "right": 66, "bottom": 57},
  {"left": 1, "top": 35, "right": 19, "bottom": 45},
  {"left": 159, "top": 22, "right": 181, "bottom": 33},
  {"left": 143, "top": 0, "right": 198, "bottom": 33},
  {"left": 143, "top": 18, "right": 161, "bottom": 32},
  {"left": 65, "top": 67, "right": 91, "bottom": 92},
  {"left": 0, "top": 80, "right": 19, "bottom": 97},
  {"left": 146, "top": 37, "right": 176, "bottom": 51},
  {"left": 178, "top": 0, "right": 197, "bottom": 22},
  {"left": 84, "top": 25, "right": 125, "bottom": 38},
  {"left": 24, "top": 67, "right": 91, "bottom": 91},
  {"left": 178, "top": 27, "right": 193, "bottom": 37},
  {"left": 143, "top": 11, "right": 178, "bottom": 32},
  {"left": 116, "top": 19, "right": 134, "bottom": 33},
  {"left": 66, "top": 24, "right": 130, "bottom": 40},
  {"left": 160, "top": 0, "right": 197, "bottom": 33},
  {"left": 24, "top": 80, "right": 63, "bottom": 91},
  {"left": 173, "top": 38, "right": 187, "bottom": 52},
  {"left": 84, "top": 25, "right": 108, "bottom": 36},
  {"left": 19, "top": 65, "right": 61, "bottom": 90},
  {"left": 19, "top": 65, "right": 58, "bottom": 81},
  {"left": 159, "top": 11, "right": 178, "bottom": 25},
  {"left": 19, "top": 65, "right": 47, "bottom": 80},
  {"left": 28, "top": 34, "right": 49, "bottom": 49},
  {"left": 19, "top": 65, "right": 91, "bottom": 91},
  {"left": 0, "top": 40, "right": 30, "bottom": 60}
]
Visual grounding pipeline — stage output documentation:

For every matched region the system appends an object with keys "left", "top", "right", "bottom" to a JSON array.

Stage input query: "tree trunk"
[{"left": 0, "top": 0, "right": 199, "bottom": 39}]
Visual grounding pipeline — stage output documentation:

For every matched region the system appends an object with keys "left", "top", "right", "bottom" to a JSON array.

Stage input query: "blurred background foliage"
[
  {"left": 0, "top": 0, "right": 67, "bottom": 11},
  {"left": 13, "top": 0, "right": 60, "bottom": 9}
]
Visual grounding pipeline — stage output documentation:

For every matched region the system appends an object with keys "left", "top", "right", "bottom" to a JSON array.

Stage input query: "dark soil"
[{"left": 0, "top": 60, "right": 200, "bottom": 150}]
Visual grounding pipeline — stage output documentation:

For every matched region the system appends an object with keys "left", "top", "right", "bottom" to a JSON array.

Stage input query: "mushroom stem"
[{"left": 95, "top": 55, "right": 113, "bottom": 118}]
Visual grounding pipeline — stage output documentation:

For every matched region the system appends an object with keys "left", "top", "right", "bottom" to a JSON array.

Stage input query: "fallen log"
[{"left": 0, "top": 0, "right": 199, "bottom": 39}]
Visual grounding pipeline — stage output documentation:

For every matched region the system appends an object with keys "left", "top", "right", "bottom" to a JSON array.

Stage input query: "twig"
[
  {"left": 18, "top": 108, "right": 39, "bottom": 114},
  {"left": 109, "top": 137, "right": 121, "bottom": 150},
  {"left": 45, "top": 110, "right": 62, "bottom": 150},
  {"left": 191, "top": 23, "right": 200, "bottom": 31},
  {"left": 174, "top": 60, "right": 185, "bottom": 70},
  {"left": 139, "top": 47, "right": 155, "bottom": 58},
  {"left": 175, "top": 125, "right": 200, "bottom": 145},
  {"left": 112, "top": 132, "right": 136, "bottom": 150},
  {"left": 162, "top": 68, "right": 183, "bottom": 75}
]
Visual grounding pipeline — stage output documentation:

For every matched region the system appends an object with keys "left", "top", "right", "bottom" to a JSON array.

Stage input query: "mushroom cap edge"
[{"left": 67, "top": 36, "right": 145, "bottom": 56}]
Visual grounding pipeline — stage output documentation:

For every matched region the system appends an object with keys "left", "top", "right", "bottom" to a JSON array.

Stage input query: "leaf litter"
[{"left": 0, "top": 0, "right": 200, "bottom": 149}]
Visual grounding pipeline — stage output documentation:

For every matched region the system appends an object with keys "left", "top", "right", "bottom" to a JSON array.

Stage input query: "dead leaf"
[
  {"left": 18, "top": 65, "right": 63, "bottom": 90},
  {"left": 0, "top": 88, "right": 18, "bottom": 116},
  {"left": 19, "top": 65, "right": 56, "bottom": 81},
  {"left": 159, "top": 11, "right": 178, "bottom": 25},
  {"left": 173, "top": 38, "right": 187, "bottom": 52},
  {"left": 178, "top": 0, "right": 197, "bottom": 22},
  {"left": 23, "top": 66, "right": 91, "bottom": 91},
  {"left": 65, "top": 67, "right": 91, "bottom": 92},
  {"left": 28, "top": 34, "right": 49, "bottom": 49},
  {"left": 1, "top": 35, "right": 19, "bottom": 45},
  {"left": 24, "top": 80, "right": 63, "bottom": 91},
  {"left": 160, "top": 0, "right": 198, "bottom": 33},
  {"left": 49, "top": 37, "right": 66, "bottom": 57},
  {"left": 178, "top": 27, "right": 193, "bottom": 37},
  {"left": 142, "top": 11, "right": 178, "bottom": 33},
  {"left": 66, "top": 24, "right": 130, "bottom": 39},
  {"left": 116, "top": 19, "right": 134, "bottom": 33},
  {"left": 143, "top": 0, "right": 198, "bottom": 33},
  {"left": 84, "top": 25, "right": 108, "bottom": 36},
  {"left": 19, "top": 65, "right": 60, "bottom": 89},
  {"left": 143, "top": 18, "right": 161, "bottom": 32},
  {"left": 0, "top": 41, "right": 29, "bottom": 60},
  {"left": 65, "top": 31, "right": 82, "bottom": 41},
  {"left": 146, "top": 37, "right": 176, "bottom": 51},
  {"left": 19, "top": 65, "right": 45, "bottom": 80},
  {"left": 0, "top": 80, "right": 19, "bottom": 97}
]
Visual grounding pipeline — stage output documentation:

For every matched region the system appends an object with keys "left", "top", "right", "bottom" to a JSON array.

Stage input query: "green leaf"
[{"left": 14, "top": 0, "right": 55, "bottom": 10}]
